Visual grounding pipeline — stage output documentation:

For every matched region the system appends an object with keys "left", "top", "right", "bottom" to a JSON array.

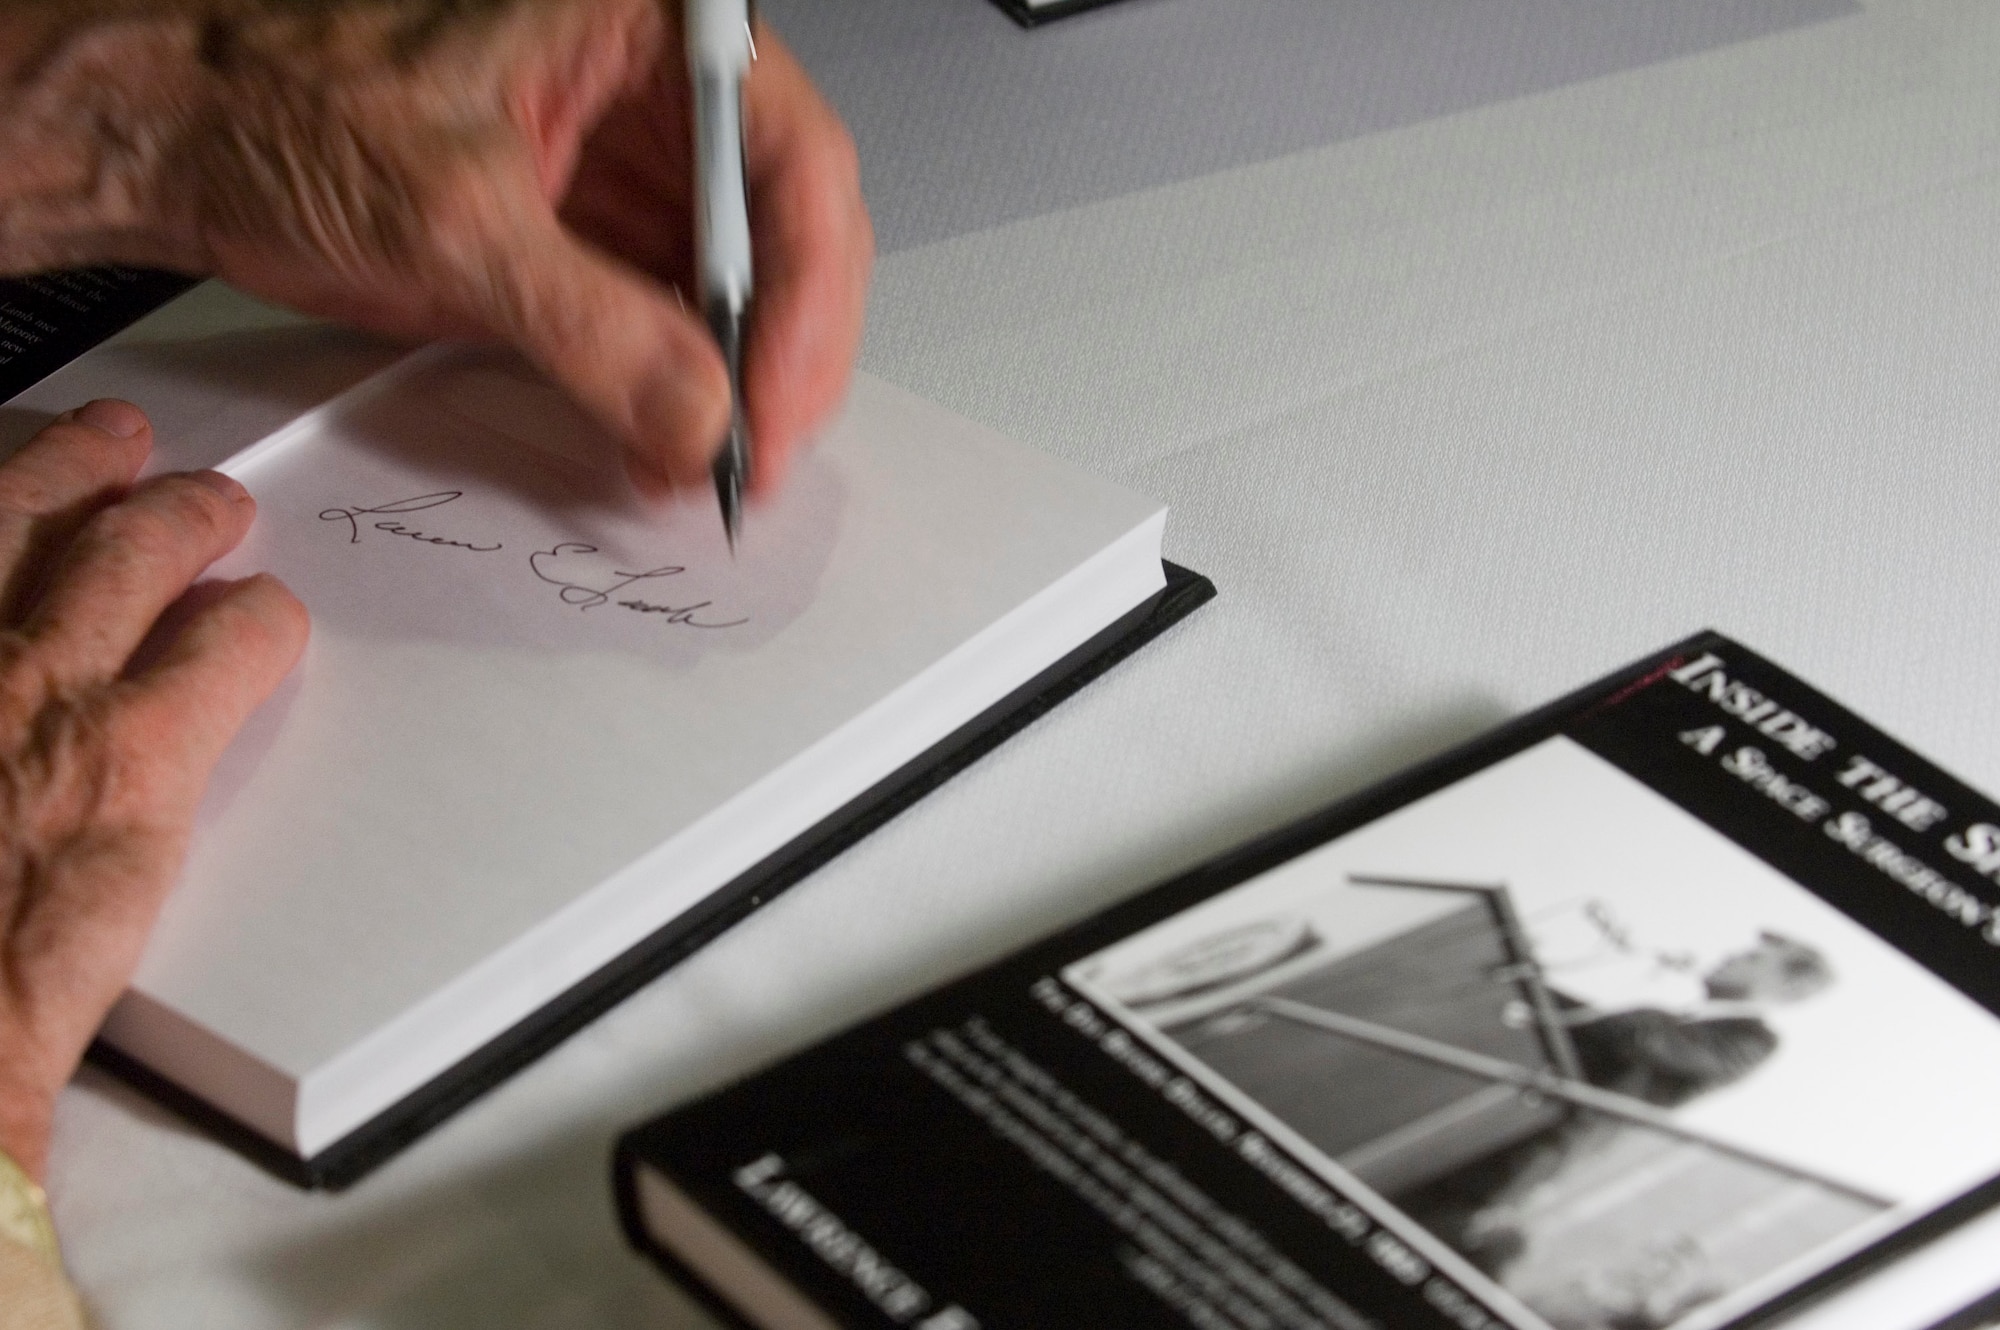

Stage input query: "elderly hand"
[
  {"left": 0, "top": 401, "right": 306, "bottom": 1181},
  {"left": 0, "top": 0, "right": 872, "bottom": 496}
]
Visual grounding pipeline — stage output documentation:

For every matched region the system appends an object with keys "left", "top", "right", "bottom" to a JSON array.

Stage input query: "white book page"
[{"left": 119, "top": 347, "right": 1165, "bottom": 1098}]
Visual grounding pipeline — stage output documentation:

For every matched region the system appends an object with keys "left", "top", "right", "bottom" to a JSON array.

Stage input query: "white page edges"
[{"left": 98, "top": 988, "right": 298, "bottom": 1147}]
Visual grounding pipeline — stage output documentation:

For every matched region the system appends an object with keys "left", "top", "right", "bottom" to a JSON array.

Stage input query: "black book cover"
[
  {"left": 618, "top": 633, "right": 2000, "bottom": 1330},
  {"left": 0, "top": 268, "right": 196, "bottom": 401},
  {"left": 987, "top": 0, "right": 1131, "bottom": 28}
]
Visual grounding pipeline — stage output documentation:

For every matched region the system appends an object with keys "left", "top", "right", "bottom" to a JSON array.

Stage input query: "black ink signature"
[
  {"left": 528, "top": 543, "right": 749, "bottom": 628},
  {"left": 318, "top": 492, "right": 503, "bottom": 552}
]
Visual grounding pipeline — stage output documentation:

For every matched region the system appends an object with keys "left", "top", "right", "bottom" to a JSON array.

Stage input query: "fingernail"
[
  {"left": 191, "top": 470, "right": 251, "bottom": 503},
  {"left": 74, "top": 399, "right": 147, "bottom": 438}
]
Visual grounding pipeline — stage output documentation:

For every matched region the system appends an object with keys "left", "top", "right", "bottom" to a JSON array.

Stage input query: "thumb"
[{"left": 467, "top": 206, "right": 732, "bottom": 492}]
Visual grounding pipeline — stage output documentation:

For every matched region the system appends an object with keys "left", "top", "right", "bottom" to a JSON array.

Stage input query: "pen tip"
[
  {"left": 718, "top": 486, "right": 741, "bottom": 556},
  {"left": 713, "top": 442, "right": 744, "bottom": 556}
]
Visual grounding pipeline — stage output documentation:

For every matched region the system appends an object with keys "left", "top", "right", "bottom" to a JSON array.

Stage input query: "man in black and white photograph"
[{"left": 1068, "top": 736, "right": 2000, "bottom": 1330}]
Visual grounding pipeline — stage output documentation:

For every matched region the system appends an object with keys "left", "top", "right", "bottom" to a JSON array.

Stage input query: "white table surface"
[{"left": 33, "top": 0, "right": 2000, "bottom": 1325}]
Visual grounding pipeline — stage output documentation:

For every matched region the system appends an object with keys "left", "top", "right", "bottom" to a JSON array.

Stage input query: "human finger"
[
  {"left": 22, "top": 471, "right": 254, "bottom": 688},
  {"left": 115, "top": 573, "right": 308, "bottom": 782},
  {"left": 470, "top": 190, "right": 734, "bottom": 493},
  {"left": 740, "top": 28, "right": 873, "bottom": 493},
  {"left": 1, "top": 577, "right": 307, "bottom": 1099},
  {"left": 0, "top": 400, "right": 153, "bottom": 623},
  {"left": 556, "top": 61, "right": 695, "bottom": 289},
  {"left": 0, "top": 574, "right": 303, "bottom": 1179}
]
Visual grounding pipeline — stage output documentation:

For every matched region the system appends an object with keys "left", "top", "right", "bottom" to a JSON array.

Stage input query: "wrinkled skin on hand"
[
  {"left": 0, "top": 0, "right": 872, "bottom": 495},
  {"left": 0, "top": 401, "right": 307, "bottom": 1181}
]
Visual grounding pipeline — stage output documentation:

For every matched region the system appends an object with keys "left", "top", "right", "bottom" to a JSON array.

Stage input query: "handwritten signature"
[
  {"left": 319, "top": 492, "right": 750, "bottom": 631},
  {"left": 528, "top": 543, "right": 749, "bottom": 628},
  {"left": 318, "top": 492, "right": 503, "bottom": 552}
]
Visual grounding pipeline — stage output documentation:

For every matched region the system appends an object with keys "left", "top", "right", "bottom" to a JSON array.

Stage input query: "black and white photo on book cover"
[{"left": 1064, "top": 736, "right": 2000, "bottom": 1330}]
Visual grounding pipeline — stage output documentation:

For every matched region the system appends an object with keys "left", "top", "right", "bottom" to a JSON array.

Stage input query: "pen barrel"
[
  {"left": 685, "top": 0, "right": 752, "bottom": 74},
  {"left": 688, "top": 0, "right": 753, "bottom": 315},
  {"left": 691, "top": 73, "right": 752, "bottom": 316},
  {"left": 687, "top": 0, "right": 753, "bottom": 541}
]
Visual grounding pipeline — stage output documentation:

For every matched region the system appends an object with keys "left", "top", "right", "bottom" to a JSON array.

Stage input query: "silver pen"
[{"left": 687, "top": 0, "right": 754, "bottom": 549}]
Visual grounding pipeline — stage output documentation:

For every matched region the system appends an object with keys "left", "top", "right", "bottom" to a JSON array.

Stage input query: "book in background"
[
  {"left": 619, "top": 635, "right": 2000, "bottom": 1330},
  {"left": 987, "top": 0, "right": 1133, "bottom": 27}
]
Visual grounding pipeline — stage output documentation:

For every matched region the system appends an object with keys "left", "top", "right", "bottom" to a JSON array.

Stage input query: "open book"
[{"left": 10, "top": 287, "right": 1210, "bottom": 1187}]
